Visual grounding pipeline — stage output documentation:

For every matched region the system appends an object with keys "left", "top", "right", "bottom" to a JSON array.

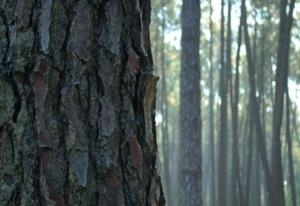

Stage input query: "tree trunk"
[
  {"left": 245, "top": 107, "right": 253, "bottom": 206},
  {"left": 230, "top": 5, "right": 242, "bottom": 205},
  {"left": 179, "top": 0, "right": 201, "bottom": 205},
  {"left": 272, "top": 0, "right": 295, "bottom": 205},
  {"left": 241, "top": 1, "right": 273, "bottom": 205},
  {"left": 0, "top": 1, "right": 165, "bottom": 205},
  {"left": 217, "top": 0, "right": 228, "bottom": 205},
  {"left": 208, "top": 0, "right": 215, "bottom": 205},
  {"left": 254, "top": 147, "right": 262, "bottom": 206}
]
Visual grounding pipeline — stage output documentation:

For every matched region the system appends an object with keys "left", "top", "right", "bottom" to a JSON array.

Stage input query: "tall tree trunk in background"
[
  {"left": 225, "top": 2, "right": 231, "bottom": 206},
  {"left": 0, "top": 1, "right": 165, "bottom": 205},
  {"left": 241, "top": 1, "right": 273, "bottom": 205},
  {"left": 245, "top": 108, "right": 253, "bottom": 206},
  {"left": 258, "top": 18, "right": 267, "bottom": 206},
  {"left": 272, "top": 0, "right": 295, "bottom": 205},
  {"left": 285, "top": 92, "right": 297, "bottom": 206},
  {"left": 208, "top": 0, "right": 215, "bottom": 205},
  {"left": 160, "top": 1, "right": 171, "bottom": 204},
  {"left": 253, "top": 144, "right": 261, "bottom": 206},
  {"left": 230, "top": 7, "right": 242, "bottom": 206},
  {"left": 217, "top": 0, "right": 227, "bottom": 205},
  {"left": 179, "top": 0, "right": 201, "bottom": 205},
  {"left": 250, "top": 17, "right": 261, "bottom": 206},
  {"left": 259, "top": 25, "right": 266, "bottom": 147}
]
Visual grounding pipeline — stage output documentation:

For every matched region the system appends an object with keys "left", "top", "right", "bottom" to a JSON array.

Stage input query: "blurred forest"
[{"left": 151, "top": 0, "right": 300, "bottom": 205}]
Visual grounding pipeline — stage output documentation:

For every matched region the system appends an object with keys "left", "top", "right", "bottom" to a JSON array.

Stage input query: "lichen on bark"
[{"left": 0, "top": 0, "right": 164, "bottom": 205}]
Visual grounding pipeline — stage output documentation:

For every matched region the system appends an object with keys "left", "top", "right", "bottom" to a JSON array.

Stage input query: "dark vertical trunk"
[
  {"left": 252, "top": 142, "right": 261, "bottom": 206},
  {"left": 217, "top": 0, "right": 227, "bottom": 205},
  {"left": 0, "top": 1, "right": 165, "bottom": 205},
  {"left": 259, "top": 25, "right": 266, "bottom": 141},
  {"left": 272, "top": 0, "right": 295, "bottom": 205},
  {"left": 251, "top": 17, "right": 261, "bottom": 206},
  {"left": 286, "top": 91, "right": 297, "bottom": 206},
  {"left": 258, "top": 21, "right": 267, "bottom": 206},
  {"left": 271, "top": 1, "right": 288, "bottom": 205},
  {"left": 241, "top": 1, "right": 273, "bottom": 205},
  {"left": 228, "top": 0, "right": 243, "bottom": 206},
  {"left": 179, "top": 0, "right": 201, "bottom": 205},
  {"left": 226, "top": 6, "right": 232, "bottom": 205},
  {"left": 208, "top": 0, "right": 215, "bottom": 205},
  {"left": 229, "top": 1, "right": 241, "bottom": 205},
  {"left": 245, "top": 109, "right": 254, "bottom": 206}
]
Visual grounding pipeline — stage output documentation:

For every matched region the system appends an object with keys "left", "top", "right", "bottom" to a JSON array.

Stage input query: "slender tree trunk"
[
  {"left": 259, "top": 25, "right": 266, "bottom": 141},
  {"left": 241, "top": 1, "right": 273, "bottom": 205},
  {"left": 272, "top": 0, "right": 295, "bottom": 205},
  {"left": 217, "top": 0, "right": 227, "bottom": 205},
  {"left": 208, "top": 0, "right": 216, "bottom": 205},
  {"left": 258, "top": 21, "right": 267, "bottom": 206},
  {"left": 245, "top": 109, "right": 254, "bottom": 206},
  {"left": 179, "top": 0, "right": 201, "bottom": 205},
  {"left": 226, "top": 7, "right": 232, "bottom": 204},
  {"left": 271, "top": 1, "right": 288, "bottom": 205},
  {"left": 0, "top": 1, "right": 165, "bottom": 205},
  {"left": 252, "top": 142, "right": 262, "bottom": 206},
  {"left": 230, "top": 6, "right": 242, "bottom": 205},
  {"left": 250, "top": 16, "right": 261, "bottom": 206}
]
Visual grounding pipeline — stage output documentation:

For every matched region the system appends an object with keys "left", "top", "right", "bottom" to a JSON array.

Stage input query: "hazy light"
[
  {"left": 156, "top": 111, "right": 163, "bottom": 126},
  {"left": 288, "top": 79, "right": 300, "bottom": 109}
]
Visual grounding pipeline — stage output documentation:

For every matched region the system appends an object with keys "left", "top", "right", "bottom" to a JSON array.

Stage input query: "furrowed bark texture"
[
  {"left": 0, "top": 1, "right": 165, "bottom": 206},
  {"left": 179, "top": 0, "right": 201, "bottom": 205}
]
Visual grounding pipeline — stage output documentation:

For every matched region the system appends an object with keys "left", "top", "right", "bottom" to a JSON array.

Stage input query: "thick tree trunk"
[
  {"left": 179, "top": 0, "right": 201, "bottom": 205},
  {"left": 0, "top": 1, "right": 165, "bottom": 205}
]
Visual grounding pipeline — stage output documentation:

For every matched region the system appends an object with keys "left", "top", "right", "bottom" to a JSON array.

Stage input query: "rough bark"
[
  {"left": 179, "top": 0, "right": 201, "bottom": 205},
  {"left": 0, "top": 1, "right": 165, "bottom": 205}
]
